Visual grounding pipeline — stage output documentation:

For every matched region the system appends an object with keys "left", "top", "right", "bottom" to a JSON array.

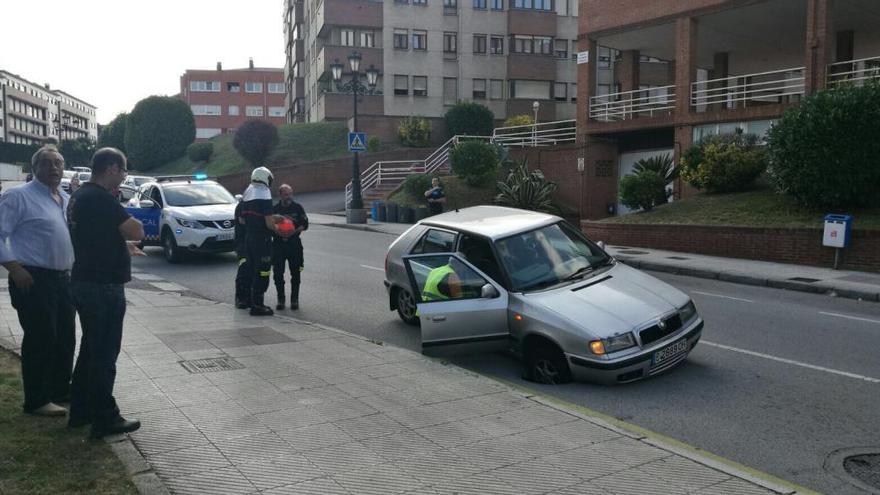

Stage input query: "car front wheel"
[
  {"left": 162, "top": 232, "right": 182, "bottom": 263},
  {"left": 396, "top": 288, "right": 419, "bottom": 326},
  {"left": 526, "top": 344, "right": 572, "bottom": 385}
]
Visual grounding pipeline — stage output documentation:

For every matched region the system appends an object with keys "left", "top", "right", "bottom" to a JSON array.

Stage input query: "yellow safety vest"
[{"left": 423, "top": 265, "right": 455, "bottom": 301}]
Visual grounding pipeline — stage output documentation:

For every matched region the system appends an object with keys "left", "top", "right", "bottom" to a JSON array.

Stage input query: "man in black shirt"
[
  {"left": 67, "top": 147, "right": 145, "bottom": 438},
  {"left": 272, "top": 184, "right": 308, "bottom": 310},
  {"left": 233, "top": 200, "right": 251, "bottom": 309}
]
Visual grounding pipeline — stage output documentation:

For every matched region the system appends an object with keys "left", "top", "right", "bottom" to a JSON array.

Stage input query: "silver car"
[{"left": 384, "top": 206, "right": 703, "bottom": 385}]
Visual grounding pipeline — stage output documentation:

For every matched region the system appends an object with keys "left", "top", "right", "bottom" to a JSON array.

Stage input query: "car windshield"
[
  {"left": 63, "top": 171, "right": 76, "bottom": 179},
  {"left": 132, "top": 177, "right": 154, "bottom": 187},
  {"left": 163, "top": 183, "right": 235, "bottom": 207},
  {"left": 495, "top": 222, "right": 611, "bottom": 292},
  {"left": 78, "top": 173, "right": 91, "bottom": 181}
]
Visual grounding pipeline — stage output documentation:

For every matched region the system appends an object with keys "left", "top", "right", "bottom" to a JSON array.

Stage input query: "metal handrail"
[
  {"left": 827, "top": 56, "right": 880, "bottom": 86},
  {"left": 492, "top": 119, "right": 576, "bottom": 147},
  {"left": 691, "top": 67, "right": 805, "bottom": 108},
  {"left": 589, "top": 86, "right": 676, "bottom": 121}
]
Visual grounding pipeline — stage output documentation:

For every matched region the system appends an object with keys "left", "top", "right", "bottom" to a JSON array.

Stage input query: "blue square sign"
[{"left": 348, "top": 132, "right": 367, "bottom": 152}]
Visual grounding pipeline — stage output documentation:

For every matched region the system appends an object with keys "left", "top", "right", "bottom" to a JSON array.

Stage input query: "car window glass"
[
  {"left": 149, "top": 187, "right": 163, "bottom": 207},
  {"left": 407, "top": 255, "right": 487, "bottom": 302},
  {"left": 163, "top": 183, "right": 235, "bottom": 207},
  {"left": 458, "top": 235, "right": 504, "bottom": 283},
  {"left": 411, "top": 229, "right": 457, "bottom": 254}
]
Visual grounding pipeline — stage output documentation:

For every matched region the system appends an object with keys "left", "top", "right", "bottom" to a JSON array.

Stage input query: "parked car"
[
  {"left": 60, "top": 170, "right": 77, "bottom": 192},
  {"left": 123, "top": 175, "right": 156, "bottom": 189},
  {"left": 384, "top": 206, "right": 703, "bottom": 385}
]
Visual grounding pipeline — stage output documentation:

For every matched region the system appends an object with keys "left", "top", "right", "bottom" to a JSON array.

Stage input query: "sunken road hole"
[
  {"left": 844, "top": 454, "right": 880, "bottom": 491},
  {"left": 788, "top": 277, "right": 822, "bottom": 283},
  {"left": 179, "top": 357, "right": 245, "bottom": 374}
]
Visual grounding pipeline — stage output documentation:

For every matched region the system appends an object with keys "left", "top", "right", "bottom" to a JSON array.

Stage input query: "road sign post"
[{"left": 348, "top": 132, "right": 367, "bottom": 153}]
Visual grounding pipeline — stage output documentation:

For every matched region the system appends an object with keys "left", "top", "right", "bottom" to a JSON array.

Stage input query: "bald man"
[{"left": 271, "top": 184, "right": 308, "bottom": 310}]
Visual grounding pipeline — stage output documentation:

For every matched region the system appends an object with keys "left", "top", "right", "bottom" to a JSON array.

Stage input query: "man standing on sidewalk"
[
  {"left": 272, "top": 183, "right": 308, "bottom": 310},
  {"left": 67, "top": 147, "right": 144, "bottom": 438},
  {"left": 0, "top": 145, "right": 75, "bottom": 417},
  {"left": 241, "top": 167, "right": 287, "bottom": 316}
]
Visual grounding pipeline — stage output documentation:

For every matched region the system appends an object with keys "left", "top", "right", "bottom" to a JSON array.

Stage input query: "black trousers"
[
  {"left": 272, "top": 239, "right": 304, "bottom": 302},
  {"left": 247, "top": 237, "right": 273, "bottom": 307},
  {"left": 234, "top": 251, "right": 251, "bottom": 304},
  {"left": 9, "top": 267, "right": 75, "bottom": 412},
  {"left": 69, "top": 282, "right": 126, "bottom": 425}
]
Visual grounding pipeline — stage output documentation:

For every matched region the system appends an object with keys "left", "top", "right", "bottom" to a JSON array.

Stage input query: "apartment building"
[
  {"left": 0, "top": 70, "right": 98, "bottom": 145},
  {"left": 283, "top": 0, "right": 581, "bottom": 132},
  {"left": 577, "top": 0, "right": 880, "bottom": 214},
  {"left": 179, "top": 61, "right": 286, "bottom": 140}
]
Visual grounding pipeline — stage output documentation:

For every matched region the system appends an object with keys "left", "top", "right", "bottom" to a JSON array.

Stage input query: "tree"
[
  {"left": 186, "top": 142, "right": 214, "bottom": 162},
  {"left": 59, "top": 137, "right": 97, "bottom": 167},
  {"left": 444, "top": 102, "right": 495, "bottom": 137},
  {"left": 125, "top": 96, "right": 195, "bottom": 171},
  {"left": 233, "top": 120, "right": 280, "bottom": 167},
  {"left": 98, "top": 113, "right": 128, "bottom": 152}
]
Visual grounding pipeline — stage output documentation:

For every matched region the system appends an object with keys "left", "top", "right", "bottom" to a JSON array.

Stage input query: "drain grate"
[
  {"left": 179, "top": 357, "right": 245, "bottom": 374},
  {"left": 845, "top": 454, "right": 880, "bottom": 490}
]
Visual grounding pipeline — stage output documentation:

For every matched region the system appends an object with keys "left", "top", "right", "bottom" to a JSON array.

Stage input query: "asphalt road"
[{"left": 132, "top": 223, "right": 880, "bottom": 494}]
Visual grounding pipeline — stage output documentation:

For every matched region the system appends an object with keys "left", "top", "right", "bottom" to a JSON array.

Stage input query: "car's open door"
[
  {"left": 125, "top": 196, "right": 161, "bottom": 244},
  {"left": 403, "top": 253, "right": 509, "bottom": 356}
]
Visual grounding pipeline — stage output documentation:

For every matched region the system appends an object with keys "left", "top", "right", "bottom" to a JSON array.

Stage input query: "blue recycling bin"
[{"left": 371, "top": 201, "right": 384, "bottom": 221}]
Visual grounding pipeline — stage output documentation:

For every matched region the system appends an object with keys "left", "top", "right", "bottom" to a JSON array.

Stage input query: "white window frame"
[
  {"left": 268, "top": 83, "right": 285, "bottom": 93},
  {"left": 190, "top": 81, "right": 220, "bottom": 92},
  {"left": 228, "top": 105, "right": 240, "bottom": 116},
  {"left": 341, "top": 28, "right": 355, "bottom": 47},
  {"left": 268, "top": 106, "right": 286, "bottom": 117},
  {"left": 245, "top": 82, "right": 263, "bottom": 93},
  {"left": 246, "top": 106, "right": 264, "bottom": 116},
  {"left": 191, "top": 105, "right": 222, "bottom": 116}
]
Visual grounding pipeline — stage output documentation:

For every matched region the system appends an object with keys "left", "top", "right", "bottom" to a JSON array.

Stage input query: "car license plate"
[
  {"left": 652, "top": 339, "right": 689, "bottom": 366},
  {"left": 216, "top": 233, "right": 234, "bottom": 241}
]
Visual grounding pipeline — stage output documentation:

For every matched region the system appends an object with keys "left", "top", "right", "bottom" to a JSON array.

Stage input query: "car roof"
[{"left": 419, "top": 205, "right": 560, "bottom": 240}]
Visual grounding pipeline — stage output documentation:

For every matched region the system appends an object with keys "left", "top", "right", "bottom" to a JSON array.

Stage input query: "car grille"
[
  {"left": 197, "top": 220, "right": 235, "bottom": 229},
  {"left": 639, "top": 314, "right": 683, "bottom": 346}
]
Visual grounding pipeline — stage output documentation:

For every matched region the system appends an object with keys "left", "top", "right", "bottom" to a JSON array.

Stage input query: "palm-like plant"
[
  {"left": 633, "top": 153, "right": 677, "bottom": 182},
  {"left": 494, "top": 159, "right": 558, "bottom": 214}
]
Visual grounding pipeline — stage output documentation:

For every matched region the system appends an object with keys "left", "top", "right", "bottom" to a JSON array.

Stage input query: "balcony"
[
  {"left": 508, "top": 8, "right": 556, "bottom": 37},
  {"left": 315, "top": 0, "right": 382, "bottom": 38},
  {"left": 589, "top": 86, "right": 675, "bottom": 122},
  {"left": 691, "top": 67, "right": 804, "bottom": 112},
  {"left": 828, "top": 55, "right": 880, "bottom": 87}
]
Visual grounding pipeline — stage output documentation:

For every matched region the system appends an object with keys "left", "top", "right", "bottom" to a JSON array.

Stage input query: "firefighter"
[
  {"left": 233, "top": 197, "right": 251, "bottom": 309},
  {"left": 272, "top": 184, "right": 308, "bottom": 310}
]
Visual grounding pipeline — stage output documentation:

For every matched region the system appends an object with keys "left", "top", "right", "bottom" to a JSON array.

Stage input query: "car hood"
[
  {"left": 524, "top": 263, "right": 688, "bottom": 338},
  {"left": 166, "top": 204, "right": 235, "bottom": 221}
]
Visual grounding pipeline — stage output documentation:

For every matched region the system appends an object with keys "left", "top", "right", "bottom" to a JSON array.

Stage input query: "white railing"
[
  {"left": 827, "top": 56, "right": 880, "bottom": 87},
  {"left": 589, "top": 86, "right": 676, "bottom": 122},
  {"left": 492, "top": 119, "right": 577, "bottom": 147},
  {"left": 691, "top": 67, "right": 804, "bottom": 110}
]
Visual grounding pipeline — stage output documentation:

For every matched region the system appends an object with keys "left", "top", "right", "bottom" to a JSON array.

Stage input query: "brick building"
[{"left": 179, "top": 61, "right": 286, "bottom": 140}]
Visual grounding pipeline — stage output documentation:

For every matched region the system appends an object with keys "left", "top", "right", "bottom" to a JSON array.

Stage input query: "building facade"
[
  {"left": 283, "top": 0, "right": 581, "bottom": 128},
  {"left": 179, "top": 62, "right": 286, "bottom": 140},
  {"left": 577, "top": 0, "right": 880, "bottom": 215},
  {"left": 0, "top": 70, "right": 98, "bottom": 145}
]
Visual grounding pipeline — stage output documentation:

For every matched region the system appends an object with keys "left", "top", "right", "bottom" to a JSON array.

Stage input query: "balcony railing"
[
  {"left": 589, "top": 86, "right": 675, "bottom": 122},
  {"left": 691, "top": 67, "right": 804, "bottom": 111},
  {"left": 827, "top": 55, "right": 880, "bottom": 87},
  {"left": 492, "top": 119, "right": 576, "bottom": 147}
]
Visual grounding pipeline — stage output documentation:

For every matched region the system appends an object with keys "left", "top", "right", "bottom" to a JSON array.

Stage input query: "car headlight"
[
  {"left": 679, "top": 300, "right": 698, "bottom": 323},
  {"left": 590, "top": 333, "right": 636, "bottom": 355},
  {"left": 175, "top": 218, "right": 205, "bottom": 230}
]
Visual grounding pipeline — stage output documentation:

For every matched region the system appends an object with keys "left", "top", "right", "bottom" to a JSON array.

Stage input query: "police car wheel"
[
  {"left": 396, "top": 288, "right": 419, "bottom": 326},
  {"left": 163, "top": 232, "right": 182, "bottom": 263}
]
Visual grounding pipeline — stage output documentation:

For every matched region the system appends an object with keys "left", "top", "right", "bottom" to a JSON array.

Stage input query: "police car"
[{"left": 125, "top": 174, "right": 238, "bottom": 262}]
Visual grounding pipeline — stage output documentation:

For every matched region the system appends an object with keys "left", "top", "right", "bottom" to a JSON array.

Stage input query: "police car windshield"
[{"left": 163, "top": 183, "right": 236, "bottom": 207}]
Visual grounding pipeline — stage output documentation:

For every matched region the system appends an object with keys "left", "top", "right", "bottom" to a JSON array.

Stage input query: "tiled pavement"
[{"left": 0, "top": 273, "right": 807, "bottom": 494}]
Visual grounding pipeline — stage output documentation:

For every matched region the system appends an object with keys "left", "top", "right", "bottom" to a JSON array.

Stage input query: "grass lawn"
[
  {"left": 601, "top": 187, "right": 880, "bottom": 231},
  {"left": 387, "top": 176, "right": 498, "bottom": 210},
  {"left": 0, "top": 349, "right": 137, "bottom": 494},
  {"left": 149, "top": 121, "right": 354, "bottom": 176}
]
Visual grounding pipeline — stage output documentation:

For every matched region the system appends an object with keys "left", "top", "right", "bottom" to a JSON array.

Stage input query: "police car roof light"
[{"left": 155, "top": 174, "right": 215, "bottom": 183}]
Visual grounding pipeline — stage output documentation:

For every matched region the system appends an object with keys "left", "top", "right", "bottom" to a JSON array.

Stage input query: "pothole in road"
[{"left": 826, "top": 448, "right": 880, "bottom": 494}]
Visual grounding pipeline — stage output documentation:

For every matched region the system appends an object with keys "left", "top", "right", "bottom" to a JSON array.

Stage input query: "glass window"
[
  {"left": 443, "top": 78, "right": 458, "bottom": 105},
  {"left": 513, "top": 36, "right": 532, "bottom": 54},
  {"left": 268, "top": 83, "right": 285, "bottom": 93},
  {"left": 246, "top": 106, "right": 264, "bottom": 116},
  {"left": 473, "top": 35, "right": 487, "bottom": 54},
  {"left": 535, "top": 36, "right": 552, "bottom": 55},
  {"left": 473, "top": 0, "right": 487, "bottom": 8},
  {"left": 473, "top": 79, "right": 487, "bottom": 99},
  {"left": 409, "top": 255, "right": 489, "bottom": 302},
  {"left": 190, "top": 81, "right": 220, "bottom": 92},
  {"left": 412, "top": 229, "right": 457, "bottom": 254},
  {"left": 556, "top": 0, "right": 568, "bottom": 15},
  {"left": 341, "top": 29, "right": 355, "bottom": 46},
  {"left": 510, "top": 80, "right": 551, "bottom": 99},
  {"left": 413, "top": 0, "right": 427, "bottom": 4},
  {"left": 195, "top": 128, "right": 222, "bottom": 139},
  {"left": 490, "top": 36, "right": 504, "bottom": 54},
  {"left": 554, "top": 82, "right": 567, "bottom": 101},
  {"left": 412, "top": 30, "right": 427, "bottom": 50},
  {"left": 413, "top": 76, "right": 428, "bottom": 97},
  {"left": 393, "top": 29, "right": 408, "bottom": 49},
  {"left": 191, "top": 105, "right": 222, "bottom": 116},
  {"left": 269, "top": 107, "right": 286, "bottom": 117},
  {"left": 491, "top": 0, "right": 503, "bottom": 8},
  {"left": 360, "top": 31, "right": 375, "bottom": 48},
  {"left": 570, "top": 83, "right": 577, "bottom": 102},
  {"left": 245, "top": 82, "right": 263, "bottom": 93},
  {"left": 459, "top": 235, "right": 504, "bottom": 284},
  {"left": 394, "top": 75, "right": 409, "bottom": 96},
  {"left": 162, "top": 183, "right": 236, "bottom": 207},
  {"left": 554, "top": 39, "right": 568, "bottom": 59},
  {"left": 444, "top": 32, "right": 457, "bottom": 54},
  {"left": 490, "top": 79, "right": 504, "bottom": 99},
  {"left": 227, "top": 82, "right": 241, "bottom": 92}
]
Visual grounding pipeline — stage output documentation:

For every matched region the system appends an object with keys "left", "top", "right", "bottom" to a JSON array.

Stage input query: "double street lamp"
[{"left": 331, "top": 51, "right": 379, "bottom": 223}]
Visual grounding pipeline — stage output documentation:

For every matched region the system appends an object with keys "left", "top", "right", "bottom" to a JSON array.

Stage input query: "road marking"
[
  {"left": 691, "top": 291, "right": 754, "bottom": 303},
  {"left": 818, "top": 311, "right": 880, "bottom": 325},
  {"left": 701, "top": 340, "right": 880, "bottom": 384},
  {"left": 360, "top": 264, "right": 384, "bottom": 272}
]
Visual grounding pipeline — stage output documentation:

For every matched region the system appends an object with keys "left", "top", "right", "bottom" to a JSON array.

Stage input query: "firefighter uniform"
[
  {"left": 240, "top": 177, "right": 275, "bottom": 316},
  {"left": 233, "top": 201, "right": 251, "bottom": 308},
  {"left": 272, "top": 200, "right": 308, "bottom": 310}
]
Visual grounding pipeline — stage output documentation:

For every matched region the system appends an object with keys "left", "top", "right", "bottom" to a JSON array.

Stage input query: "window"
[
  {"left": 228, "top": 105, "right": 240, "bottom": 116},
  {"left": 554, "top": 39, "right": 568, "bottom": 59},
  {"left": 191, "top": 105, "right": 222, "bottom": 116},
  {"left": 341, "top": 29, "right": 355, "bottom": 46},
  {"left": 570, "top": 83, "right": 577, "bottom": 102},
  {"left": 556, "top": 0, "right": 568, "bottom": 15},
  {"left": 599, "top": 47, "right": 612, "bottom": 68},
  {"left": 408, "top": 254, "right": 490, "bottom": 302},
  {"left": 510, "top": 80, "right": 551, "bottom": 99},
  {"left": 195, "top": 128, "right": 222, "bottom": 139},
  {"left": 413, "top": 0, "right": 427, "bottom": 4},
  {"left": 472, "top": 79, "right": 487, "bottom": 99},
  {"left": 444, "top": 32, "right": 457, "bottom": 54},
  {"left": 190, "top": 81, "right": 220, "bottom": 92},
  {"left": 443, "top": 0, "right": 457, "bottom": 8},
  {"left": 227, "top": 82, "right": 240, "bottom": 92},
  {"left": 490, "top": 36, "right": 504, "bottom": 54},
  {"left": 393, "top": 29, "right": 408, "bottom": 49},
  {"left": 412, "top": 30, "right": 427, "bottom": 50},
  {"left": 535, "top": 36, "right": 552, "bottom": 55},
  {"left": 413, "top": 76, "right": 428, "bottom": 96},
  {"left": 269, "top": 107, "right": 286, "bottom": 117},
  {"left": 443, "top": 78, "right": 458, "bottom": 105},
  {"left": 246, "top": 106, "right": 264, "bottom": 116},
  {"left": 554, "top": 82, "right": 567, "bottom": 101},
  {"left": 513, "top": 35, "right": 532, "bottom": 54},
  {"left": 512, "top": 0, "right": 551, "bottom": 9},
  {"left": 473, "top": 0, "right": 486, "bottom": 8},
  {"left": 268, "top": 83, "right": 285, "bottom": 93},
  {"left": 491, "top": 0, "right": 503, "bottom": 8},
  {"left": 360, "top": 31, "right": 375, "bottom": 48},
  {"left": 459, "top": 235, "right": 504, "bottom": 284},
  {"left": 245, "top": 82, "right": 263, "bottom": 93},
  {"left": 394, "top": 75, "right": 409, "bottom": 96},
  {"left": 412, "top": 229, "right": 457, "bottom": 254},
  {"left": 473, "top": 35, "right": 487, "bottom": 54}
]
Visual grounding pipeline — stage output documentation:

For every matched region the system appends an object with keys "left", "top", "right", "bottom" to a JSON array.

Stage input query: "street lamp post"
[
  {"left": 52, "top": 114, "right": 70, "bottom": 144},
  {"left": 331, "top": 51, "right": 380, "bottom": 224},
  {"left": 532, "top": 101, "right": 540, "bottom": 147}
]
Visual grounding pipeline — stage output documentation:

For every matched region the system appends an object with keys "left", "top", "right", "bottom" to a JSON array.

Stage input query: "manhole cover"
[
  {"left": 845, "top": 454, "right": 880, "bottom": 490},
  {"left": 618, "top": 250, "right": 648, "bottom": 255},
  {"left": 666, "top": 256, "right": 690, "bottom": 260},
  {"left": 788, "top": 277, "right": 821, "bottom": 283},
  {"left": 179, "top": 357, "right": 245, "bottom": 374}
]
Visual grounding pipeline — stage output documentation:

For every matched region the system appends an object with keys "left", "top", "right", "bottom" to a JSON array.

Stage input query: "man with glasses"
[
  {"left": 67, "top": 148, "right": 145, "bottom": 438},
  {"left": 0, "top": 145, "right": 76, "bottom": 417}
]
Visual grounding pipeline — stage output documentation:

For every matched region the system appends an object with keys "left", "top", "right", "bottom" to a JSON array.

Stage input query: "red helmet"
[{"left": 277, "top": 218, "right": 296, "bottom": 235}]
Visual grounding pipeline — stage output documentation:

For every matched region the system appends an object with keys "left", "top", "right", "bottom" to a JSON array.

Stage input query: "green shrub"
[
  {"left": 125, "top": 96, "right": 196, "bottom": 171},
  {"left": 445, "top": 102, "right": 494, "bottom": 137},
  {"left": 59, "top": 138, "right": 97, "bottom": 167},
  {"left": 403, "top": 173, "right": 436, "bottom": 197},
  {"left": 450, "top": 140, "right": 499, "bottom": 186},
  {"left": 494, "top": 159, "right": 558, "bottom": 213},
  {"left": 619, "top": 171, "right": 668, "bottom": 212},
  {"left": 680, "top": 133, "right": 766, "bottom": 193},
  {"left": 398, "top": 116, "right": 431, "bottom": 147},
  {"left": 767, "top": 82, "right": 880, "bottom": 208},
  {"left": 233, "top": 120, "right": 279, "bottom": 167},
  {"left": 503, "top": 115, "right": 534, "bottom": 127},
  {"left": 186, "top": 142, "right": 213, "bottom": 162},
  {"left": 367, "top": 136, "right": 381, "bottom": 152},
  {"left": 97, "top": 113, "right": 128, "bottom": 153},
  {"left": 633, "top": 153, "right": 677, "bottom": 182}
]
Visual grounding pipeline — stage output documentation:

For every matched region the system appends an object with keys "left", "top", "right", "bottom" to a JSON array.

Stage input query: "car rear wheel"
[
  {"left": 526, "top": 344, "right": 572, "bottom": 385},
  {"left": 162, "top": 232, "right": 182, "bottom": 263},
  {"left": 396, "top": 288, "right": 419, "bottom": 326}
]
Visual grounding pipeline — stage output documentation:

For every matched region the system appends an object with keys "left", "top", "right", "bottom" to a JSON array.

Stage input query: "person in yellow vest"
[{"left": 422, "top": 257, "right": 464, "bottom": 301}]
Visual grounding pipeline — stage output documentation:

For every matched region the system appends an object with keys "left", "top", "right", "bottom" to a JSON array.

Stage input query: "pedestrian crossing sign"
[{"left": 348, "top": 132, "right": 367, "bottom": 152}]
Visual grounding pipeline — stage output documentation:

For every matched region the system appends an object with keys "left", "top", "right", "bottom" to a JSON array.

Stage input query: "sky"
[{"left": 1, "top": 0, "right": 284, "bottom": 124}]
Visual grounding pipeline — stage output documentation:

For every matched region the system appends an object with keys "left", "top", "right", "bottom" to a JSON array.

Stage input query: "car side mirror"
[
  {"left": 139, "top": 200, "right": 156, "bottom": 209},
  {"left": 235, "top": 194, "right": 243, "bottom": 202},
  {"left": 481, "top": 283, "right": 499, "bottom": 299},
  {"left": 597, "top": 241, "right": 606, "bottom": 250}
]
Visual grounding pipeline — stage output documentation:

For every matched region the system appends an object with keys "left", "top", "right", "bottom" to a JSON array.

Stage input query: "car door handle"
[{"left": 430, "top": 316, "right": 447, "bottom": 322}]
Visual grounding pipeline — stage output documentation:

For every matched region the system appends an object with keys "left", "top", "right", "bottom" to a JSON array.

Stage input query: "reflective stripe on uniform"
[
  {"left": 423, "top": 265, "right": 454, "bottom": 302},
  {"left": 239, "top": 257, "right": 247, "bottom": 266},
  {"left": 259, "top": 271, "right": 271, "bottom": 277}
]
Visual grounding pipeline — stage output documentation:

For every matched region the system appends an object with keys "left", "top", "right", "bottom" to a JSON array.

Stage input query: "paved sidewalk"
[
  {"left": 0, "top": 275, "right": 809, "bottom": 494},
  {"left": 309, "top": 214, "right": 880, "bottom": 303}
]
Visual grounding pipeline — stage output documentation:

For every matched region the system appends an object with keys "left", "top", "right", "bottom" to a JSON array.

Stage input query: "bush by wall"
[
  {"left": 445, "top": 102, "right": 494, "bottom": 137},
  {"left": 619, "top": 171, "right": 669, "bottom": 212},
  {"left": 450, "top": 140, "right": 499, "bottom": 186},
  {"left": 403, "top": 173, "right": 436, "bottom": 198},
  {"left": 502, "top": 115, "right": 534, "bottom": 127},
  {"left": 233, "top": 120, "right": 279, "bottom": 167},
  {"left": 495, "top": 159, "right": 558, "bottom": 213},
  {"left": 680, "top": 133, "right": 766, "bottom": 193},
  {"left": 397, "top": 116, "right": 431, "bottom": 147},
  {"left": 186, "top": 142, "right": 214, "bottom": 162},
  {"left": 125, "top": 96, "right": 196, "bottom": 171}
]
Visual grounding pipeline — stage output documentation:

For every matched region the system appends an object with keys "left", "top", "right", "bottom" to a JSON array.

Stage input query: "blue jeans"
[{"left": 69, "top": 282, "right": 126, "bottom": 424}]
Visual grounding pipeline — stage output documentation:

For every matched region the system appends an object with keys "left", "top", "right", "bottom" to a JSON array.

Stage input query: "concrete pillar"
[
  {"left": 675, "top": 17, "right": 698, "bottom": 119},
  {"left": 619, "top": 50, "right": 641, "bottom": 93},
  {"left": 805, "top": 0, "right": 832, "bottom": 94},
  {"left": 577, "top": 37, "right": 598, "bottom": 141}
]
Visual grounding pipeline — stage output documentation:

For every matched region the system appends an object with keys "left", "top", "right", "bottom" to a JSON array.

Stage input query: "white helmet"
[{"left": 251, "top": 166, "right": 273, "bottom": 187}]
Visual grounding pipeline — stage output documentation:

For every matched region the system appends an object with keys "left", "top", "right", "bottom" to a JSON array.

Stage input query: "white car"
[
  {"left": 125, "top": 175, "right": 237, "bottom": 262},
  {"left": 61, "top": 170, "right": 77, "bottom": 192}
]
